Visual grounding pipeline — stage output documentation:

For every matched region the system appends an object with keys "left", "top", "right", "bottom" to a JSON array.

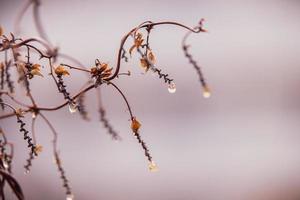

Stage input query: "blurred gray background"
[{"left": 1, "top": 0, "right": 300, "bottom": 199}]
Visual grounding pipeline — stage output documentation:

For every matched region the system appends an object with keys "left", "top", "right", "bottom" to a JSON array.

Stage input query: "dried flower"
[
  {"left": 100, "top": 63, "right": 113, "bottom": 78},
  {"left": 91, "top": 63, "right": 113, "bottom": 80},
  {"left": 55, "top": 65, "right": 70, "bottom": 76},
  {"left": 129, "top": 33, "right": 144, "bottom": 55},
  {"left": 30, "top": 64, "right": 43, "bottom": 77},
  {"left": 131, "top": 117, "right": 141, "bottom": 133}
]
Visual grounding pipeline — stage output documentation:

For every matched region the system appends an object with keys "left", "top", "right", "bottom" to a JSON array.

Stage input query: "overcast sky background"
[{"left": 1, "top": 0, "right": 300, "bottom": 199}]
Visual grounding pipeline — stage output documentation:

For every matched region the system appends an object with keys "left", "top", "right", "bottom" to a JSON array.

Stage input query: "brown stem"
[
  {"left": 106, "top": 81, "right": 133, "bottom": 119},
  {"left": 105, "top": 21, "right": 202, "bottom": 82}
]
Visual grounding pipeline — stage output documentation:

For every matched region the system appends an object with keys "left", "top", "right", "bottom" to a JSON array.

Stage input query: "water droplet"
[
  {"left": 202, "top": 86, "right": 211, "bottom": 98},
  {"left": 66, "top": 194, "right": 74, "bottom": 200},
  {"left": 68, "top": 103, "right": 77, "bottom": 114},
  {"left": 32, "top": 112, "right": 37, "bottom": 119},
  {"left": 2, "top": 160, "right": 9, "bottom": 169},
  {"left": 24, "top": 169, "right": 30, "bottom": 175},
  {"left": 168, "top": 82, "right": 176, "bottom": 93},
  {"left": 148, "top": 161, "right": 158, "bottom": 172}
]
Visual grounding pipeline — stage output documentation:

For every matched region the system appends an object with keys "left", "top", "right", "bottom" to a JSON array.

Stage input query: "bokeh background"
[{"left": 1, "top": 0, "right": 300, "bottom": 199}]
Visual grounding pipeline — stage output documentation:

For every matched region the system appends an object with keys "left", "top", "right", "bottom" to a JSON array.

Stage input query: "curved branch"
[
  {"left": 0, "top": 169, "right": 24, "bottom": 200},
  {"left": 32, "top": 1, "right": 53, "bottom": 47},
  {"left": 14, "top": 0, "right": 33, "bottom": 36},
  {"left": 106, "top": 81, "right": 133, "bottom": 119},
  {"left": 105, "top": 21, "right": 202, "bottom": 81}
]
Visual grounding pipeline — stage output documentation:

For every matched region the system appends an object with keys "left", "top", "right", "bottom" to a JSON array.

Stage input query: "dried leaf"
[
  {"left": 129, "top": 32, "right": 144, "bottom": 55},
  {"left": 55, "top": 65, "right": 70, "bottom": 76}
]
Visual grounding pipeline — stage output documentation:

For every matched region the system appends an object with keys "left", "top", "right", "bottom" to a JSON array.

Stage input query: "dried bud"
[
  {"left": 0, "top": 26, "right": 3, "bottom": 36},
  {"left": 34, "top": 144, "right": 43, "bottom": 155},
  {"left": 90, "top": 67, "right": 98, "bottom": 76},
  {"left": 55, "top": 65, "right": 70, "bottom": 76},
  {"left": 131, "top": 117, "right": 141, "bottom": 133},
  {"left": 0, "top": 62, "right": 4, "bottom": 69},
  {"left": 147, "top": 51, "right": 156, "bottom": 64},
  {"left": 140, "top": 58, "right": 150, "bottom": 72},
  {"left": 15, "top": 108, "right": 25, "bottom": 117}
]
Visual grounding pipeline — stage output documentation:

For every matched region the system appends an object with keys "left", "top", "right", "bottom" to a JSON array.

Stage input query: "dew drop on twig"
[
  {"left": 66, "top": 194, "right": 74, "bottom": 200},
  {"left": 148, "top": 161, "right": 158, "bottom": 172},
  {"left": 202, "top": 86, "right": 211, "bottom": 98},
  {"left": 168, "top": 82, "right": 176, "bottom": 93},
  {"left": 2, "top": 160, "right": 9, "bottom": 170},
  {"left": 68, "top": 103, "right": 77, "bottom": 114}
]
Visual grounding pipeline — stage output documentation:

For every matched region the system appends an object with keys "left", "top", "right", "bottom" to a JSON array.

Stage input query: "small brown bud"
[{"left": 131, "top": 117, "right": 141, "bottom": 134}]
